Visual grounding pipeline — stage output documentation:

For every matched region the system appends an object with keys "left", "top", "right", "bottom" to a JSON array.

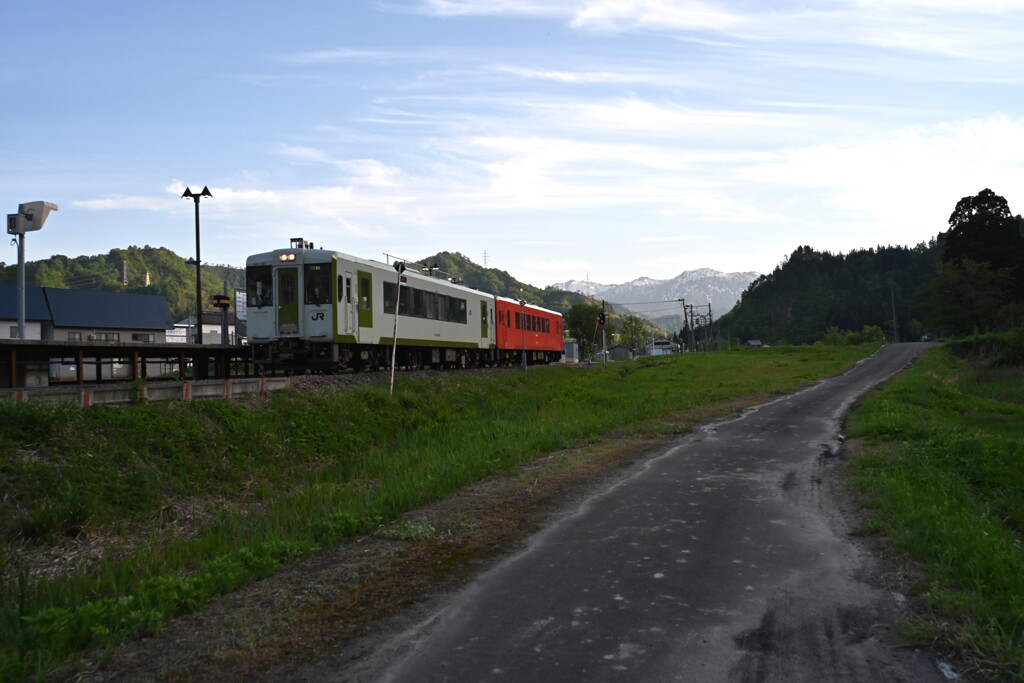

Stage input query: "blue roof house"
[{"left": 0, "top": 284, "right": 174, "bottom": 342}]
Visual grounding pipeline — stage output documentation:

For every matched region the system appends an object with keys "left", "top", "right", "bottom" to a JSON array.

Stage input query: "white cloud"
[
  {"left": 570, "top": 0, "right": 746, "bottom": 33},
  {"left": 488, "top": 64, "right": 699, "bottom": 87},
  {"left": 738, "top": 114, "right": 1024, "bottom": 241},
  {"left": 412, "top": 0, "right": 1023, "bottom": 62}
]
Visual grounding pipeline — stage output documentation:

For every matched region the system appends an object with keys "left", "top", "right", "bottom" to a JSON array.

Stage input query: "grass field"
[
  {"left": 848, "top": 346, "right": 1024, "bottom": 680},
  {"left": 0, "top": 345, "right": 877, "bottom": 681}
]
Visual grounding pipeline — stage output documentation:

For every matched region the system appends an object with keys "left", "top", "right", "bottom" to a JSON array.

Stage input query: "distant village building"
[
  {"left": 609, "top": 344, "right": 633, "bottom": 361},
  {"left": 0, "top": 285, "right": 173, "bottom": 342},
  {"left": 646, "top": 337, "right": 680, "bottom": 356},
  {"left": 171, "top": 312, "right": 247, "bottom": 345},
  {"left": 0, "top": 285, "right": 177, "bottom": 384}
]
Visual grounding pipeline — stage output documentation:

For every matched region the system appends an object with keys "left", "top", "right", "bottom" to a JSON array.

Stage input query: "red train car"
[{"left": 493, "top": 296, "right": 563, "bottom": 365}]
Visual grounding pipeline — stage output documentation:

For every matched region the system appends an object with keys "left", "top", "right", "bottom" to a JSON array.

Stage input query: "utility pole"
[
  {"left": 889, "top": 281, "right": 899, "bottom": 343},
  {"left": 601, "top": 300, "right": 607, "bottom": 362}
]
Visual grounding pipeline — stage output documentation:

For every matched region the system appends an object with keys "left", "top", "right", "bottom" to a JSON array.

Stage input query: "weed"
[{"left": 848, "top": 346, "right": 1024, "bottom": 674}]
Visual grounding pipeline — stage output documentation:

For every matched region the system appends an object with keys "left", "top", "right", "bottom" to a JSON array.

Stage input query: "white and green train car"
[{"left": 245, "top": 238, "right": 499, "bottom": 372}]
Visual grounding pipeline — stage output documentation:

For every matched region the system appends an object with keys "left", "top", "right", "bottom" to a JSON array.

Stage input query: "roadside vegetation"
[
  {"left": 0, "top": 344, "right": 875, "bottom": 681},
  {"left": 848, "top": 332, "right": 1024, "bottom": 680}
]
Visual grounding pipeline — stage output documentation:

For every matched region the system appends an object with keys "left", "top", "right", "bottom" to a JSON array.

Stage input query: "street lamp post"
[
  {"left": 7, "top": 201, "right": 58, "bottom": 339},
  {"left": 182, "top": 186, "right": 212, "bottom": 344}
]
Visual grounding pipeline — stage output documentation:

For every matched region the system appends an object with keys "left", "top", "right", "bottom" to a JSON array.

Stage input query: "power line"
[{"left": 606, "top": 298, "right": 686, "bottom": 306}]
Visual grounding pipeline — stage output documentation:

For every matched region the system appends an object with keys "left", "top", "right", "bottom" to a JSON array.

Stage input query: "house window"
[
  {"left": 9, "top": 326, "right": 17, "bottom": 338},
  {"left": 131, "top": 333, "right": 155, "bottom": 343},
  {"left": 67, "top": 332, "right": 82, "bottom": 341}
]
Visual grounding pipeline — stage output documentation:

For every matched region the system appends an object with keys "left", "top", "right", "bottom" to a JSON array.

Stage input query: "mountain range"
[{"left": 552, "top": 269, "right": 760, "bottom": 333}]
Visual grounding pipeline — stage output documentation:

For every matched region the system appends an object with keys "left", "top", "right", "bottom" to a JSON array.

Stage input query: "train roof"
[
  {"left": 494, "top": 296, "right": 562, "bottom": 317},
  {"left": 246, "top": 245, "right": 511, "bottom": 301}
]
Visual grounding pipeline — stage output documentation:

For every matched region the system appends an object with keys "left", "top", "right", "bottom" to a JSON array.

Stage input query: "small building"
[
  {"left": 646, "top": 338, "right": 680, "bottom": 356},
  {"left": 171, "top": 312, "right": 247, "bottom": 345},
  {"left": 609, "top": 344, "right": 634, "bottom": 361},
  {"left": 744, "top": 339, "right": 763, "bottom": 348},
  {"left": 0, "top": 285, "right": 176, "bottom": 384},
  {"left": 0, "top": 284, "right": 173, "bottom": 342}
]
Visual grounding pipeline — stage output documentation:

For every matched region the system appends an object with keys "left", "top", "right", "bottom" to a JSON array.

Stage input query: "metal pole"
[
  {"left": 193, "top": 197, "right": 202, "bottom": 345},
  {"left": 16, "top": 234, "right": 25, "bottom": 339},
  {"left": 520, "top": 299, "right": 527, "bottom": 371},
  {"left": 390, "top": 263, "right": 405, "bottom": 395}
]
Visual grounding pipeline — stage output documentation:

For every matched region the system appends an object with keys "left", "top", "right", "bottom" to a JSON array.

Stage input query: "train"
[{"left": 245, "top": 238, "right": 565, "bottom": 372}]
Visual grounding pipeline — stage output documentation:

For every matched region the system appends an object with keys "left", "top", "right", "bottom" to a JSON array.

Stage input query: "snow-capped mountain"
[{"left": 552, "top": 268, "right": 759, "bottom": 329}]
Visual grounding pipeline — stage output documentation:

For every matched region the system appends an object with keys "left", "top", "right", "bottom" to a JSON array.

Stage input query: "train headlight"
[{"left": 278, "top": 253, "right": 296, "bottom": 262}]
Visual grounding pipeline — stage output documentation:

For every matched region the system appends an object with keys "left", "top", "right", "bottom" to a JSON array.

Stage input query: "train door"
[
  {"left": 340, "top": 271, "right": 356, "bottom": 338},
  {"left": 480, "top": 299, "right": 489, "bottom": 342},
  {"left": 277, "top": 267, "right": 299, "bottom": 335},
  {"left": 357, "top": 270, "right": 373, "bottom": 330}
]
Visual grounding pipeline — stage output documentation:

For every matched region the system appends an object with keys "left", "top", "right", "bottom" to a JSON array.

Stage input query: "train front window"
[
  {"left": 246, "top": 266, "right": 273, "bottom": 307},
  {"left": 304, "top": 263, "right": 333, "bottom": 304}
]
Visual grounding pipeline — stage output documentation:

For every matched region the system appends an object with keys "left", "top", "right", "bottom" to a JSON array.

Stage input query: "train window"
[
  {"left": 412, "top": 289, "right": 426, "bottom": 317},
  {"left": 304, "top": 264, "right": 332, "bottom": 305},
  {"left": 280, "top": 271, "right": 296, "bottom": 305},
  {"left": 400, "top": 287, "right": 412, "bottom": 315},
  {"left": 515, "top": 312, "right": 521, "bottom": 329},
  {"left": 427, "top": 293, "right": 439, "bottom": 320},
  {"left": 360, "top": 277, "right": 370, "bottom": 309},
  {"left": 383, "top": 282, "right": 411, "bottom": 315},
  {"left": 246, "top": 266, "right": 273, "bottom": 307}
]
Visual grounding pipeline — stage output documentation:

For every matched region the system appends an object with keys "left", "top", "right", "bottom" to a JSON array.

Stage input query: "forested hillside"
[
  {"left": 718, "top": 241, "right": 943, "bottom": 344},
  {"left": 719, "top": 188, "right": 1024, "bottom": 344},
  {"left": 0, "top": 246, "right": 243, "bottom": 321}
]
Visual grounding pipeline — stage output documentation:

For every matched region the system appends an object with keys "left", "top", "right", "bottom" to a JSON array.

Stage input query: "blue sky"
[{"left": 3, "top": 1, "right": 1023, "bottom": 286}]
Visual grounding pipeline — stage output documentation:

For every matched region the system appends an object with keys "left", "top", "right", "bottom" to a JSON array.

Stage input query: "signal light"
[{"left": 598, "top": 312, "right": 606, "bottom": 325}]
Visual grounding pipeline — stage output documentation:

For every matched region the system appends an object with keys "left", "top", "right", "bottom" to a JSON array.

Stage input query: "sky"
[{"left": 2, "top": 1, "right": 1023, "bottom": 287}]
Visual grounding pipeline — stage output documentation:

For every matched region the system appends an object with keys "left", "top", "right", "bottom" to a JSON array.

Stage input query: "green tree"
[
  {"left": 944, "top": 189, "right": 1024, "bottom": 280},
  {"left": 565, "top": 303, "right": 603, "bottom": 359},
  {"left": 915, "top": 259, "right": 1015, "bottom": 335},
  {"left": 619, "top": 315, "right": 647, "bottom": 353}
]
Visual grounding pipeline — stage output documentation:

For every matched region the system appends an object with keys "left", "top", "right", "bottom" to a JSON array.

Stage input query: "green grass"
[
  {"left": 847, "top": 347, "right": 1024, "bottom": 679},
  {"left": 0, "top": 345, "right": 874, "bottom": 681}
]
